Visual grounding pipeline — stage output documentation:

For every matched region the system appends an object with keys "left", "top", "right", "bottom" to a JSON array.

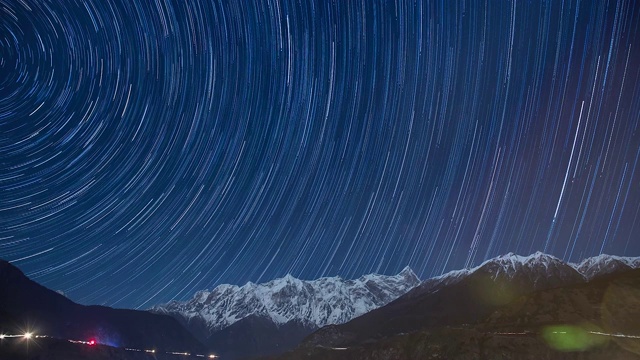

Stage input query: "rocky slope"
[{"left": 570, "top": 254, "right": 640, "bottom": 280}]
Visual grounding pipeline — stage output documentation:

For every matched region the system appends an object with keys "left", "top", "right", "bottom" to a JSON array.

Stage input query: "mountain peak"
[
  {"left": 398, "top": 265, "right": 417, "bottom": 277},
  {"left": 0, "top": 259, "right": 20, "bottom": 271},
  {"left": 0, "top": 259, "right": 30, "bottom": 283},
  {"left": 282, "top": 273, "right": 296, "bottom": 281}
]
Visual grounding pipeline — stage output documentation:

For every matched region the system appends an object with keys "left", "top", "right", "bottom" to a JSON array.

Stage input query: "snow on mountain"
[
  {"left": 570, "top": 254, "right": 640, "bottom": 280},
  {"left": 152, "top": 267, "right": 420, "bottom": 331},
  {"left": 474, "top": 251, "right": 576, "bottom": 277},
  {"left": 421, "top": 252, "right": 640, "bottom": 292},
  {"left": 473, "top": 251, "right": 564, "bottom": 275},
  {"left": 410, "top": 252, "right": 584, "bottom": 298},
  {"left": 471, "top": 251, "right": 587, "bottom": 291},
  {"left": 152, "top": 252, "right": 640, "bottom": 334}
]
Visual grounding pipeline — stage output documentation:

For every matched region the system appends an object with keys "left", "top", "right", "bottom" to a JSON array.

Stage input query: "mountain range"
[
  {"left": 153, "top": 252, "right": 640, "bottom": 359},
  {"left": 152, "top": 266, "right": 421, "bottom": 358}
]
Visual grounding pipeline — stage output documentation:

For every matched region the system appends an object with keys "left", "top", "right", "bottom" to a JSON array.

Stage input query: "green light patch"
[{"left": 542, "top": 325, "right": 607, "bottom": 352}]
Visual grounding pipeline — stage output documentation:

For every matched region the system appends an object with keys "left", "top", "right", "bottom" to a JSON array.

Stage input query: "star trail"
[{"left": 1, "top": 0, "right": 639, "bottom": 309}]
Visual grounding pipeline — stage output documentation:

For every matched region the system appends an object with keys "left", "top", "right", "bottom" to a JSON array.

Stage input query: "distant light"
[
  {"left": 0, "top": 334, "right": 5, "bottom": 339},
  {"left": 88, "top": 339, "right": 96, "bottom": 346},
  {"left": 24, "top": 332, "right": 33, "bottom": 339},
  {"left": 209, "top": 355, "right": 218, "bottom": 359}
]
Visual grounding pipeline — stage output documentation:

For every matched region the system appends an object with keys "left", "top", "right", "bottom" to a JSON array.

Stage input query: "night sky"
[{"left": 1, "top": 0, "right": 639, "bottom": 309}]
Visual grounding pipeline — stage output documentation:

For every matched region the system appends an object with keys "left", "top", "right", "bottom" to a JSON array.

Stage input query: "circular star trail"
[{"left": 1, "top": 0, "right": 640, "bottom": 309}]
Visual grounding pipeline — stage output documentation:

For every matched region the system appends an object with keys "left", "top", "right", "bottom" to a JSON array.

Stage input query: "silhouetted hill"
[{"left": 0, "top": 260, "right": 205, "bottom": 355}]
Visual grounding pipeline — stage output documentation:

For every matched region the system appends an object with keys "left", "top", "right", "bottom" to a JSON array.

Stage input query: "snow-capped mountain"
[
  {"left": 412, "top": 252, "right": 584, "bottom": 297},
  {"left": 409, "top": 252, "right": 640, "bottom": 299},
  {"left": 475, "top": 251, "right": 571, "bottom": 277},
  {"left": 152, "top": 267, "right": 420, "bottom": 331},
  {"left": 570, "top": 253, "right": 640, "bottom": 280},
  {"left": 472, "top": 251, "right": 587, "bottom": 291}
]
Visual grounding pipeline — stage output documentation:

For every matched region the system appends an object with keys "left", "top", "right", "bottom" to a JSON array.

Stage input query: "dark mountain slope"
[
  {"left": 303, "top": 252, "right": 586, "bottom": 348},
  {"left": 207, "top": 315, "right": 314, "bottom": 359},
  {"left": 0, "top": 260, "right": 205, "bottom": 354},
  {"left": 273, "top": 268, "right": 640, "bottom": 360}
]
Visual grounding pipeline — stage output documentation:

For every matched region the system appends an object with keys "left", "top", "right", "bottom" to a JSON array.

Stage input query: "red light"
[{"left": 88, "top": 339, "right": 96, "bottom": 346}]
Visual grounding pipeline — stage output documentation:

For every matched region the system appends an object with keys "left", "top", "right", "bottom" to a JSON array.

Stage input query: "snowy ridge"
[
  {"left": 434, "top": 251, "right": 640, "bottom": 282},
  {"left": 416, "top": 251, "right": 640, "bottom": 295},
  {"left": 152, "top": 267, "right": 420, "bottom": 330},
  {"left": 474, "top": 251, "right": 569, "bottom": 278},
  {"left": 477, "top": 251, "right": 561, "bottom": 268},
  {"left": 414, "top": 252, "right": 577, "bottom": 294},
  {"left": 570, "top": 254, "right": 640, "bottom": 280},
  {"left": 152, "top": 252, "right": 640, "bottom": 333}
]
